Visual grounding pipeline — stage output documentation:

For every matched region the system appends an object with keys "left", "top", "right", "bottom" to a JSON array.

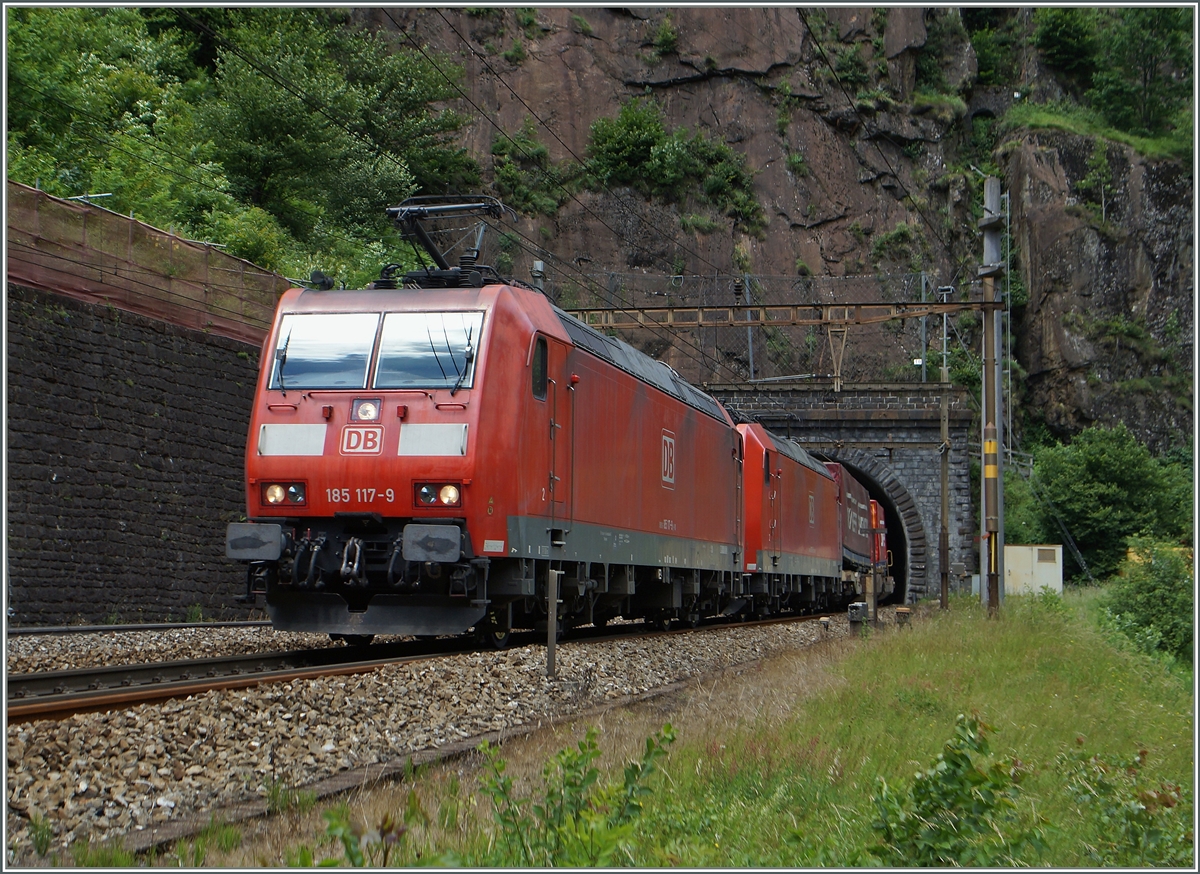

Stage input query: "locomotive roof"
[
  {"left": 554, "top": 306, "right": 729, "bottom": 423},
  {"left": 274, "top": 284, "right": 729, "bottom": 423},
  {"left": 769, "top": 433, "right": 834, "bottom": 479}
]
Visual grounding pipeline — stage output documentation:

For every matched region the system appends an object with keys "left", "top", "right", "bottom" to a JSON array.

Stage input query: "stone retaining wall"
[{"left": 6, "top": 284, "right": 261, "bottom": 624}]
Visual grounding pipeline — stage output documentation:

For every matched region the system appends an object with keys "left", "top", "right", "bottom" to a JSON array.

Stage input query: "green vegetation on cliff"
[{"left": 6, "top": 7, "right": 477, "bottom": 285}]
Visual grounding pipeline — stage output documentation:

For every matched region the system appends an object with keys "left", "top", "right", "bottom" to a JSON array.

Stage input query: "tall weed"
[
  {"left": 1059, "top": 745, "right": 1193, "bottom": 866},
  {"left": 452, "top": 724, "right": 676, "bottom": 866},
  {"left": 871, "top": 714, "right": 1047, "bottom": 866}
]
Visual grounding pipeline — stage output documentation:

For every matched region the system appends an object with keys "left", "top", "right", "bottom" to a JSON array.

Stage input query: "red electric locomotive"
[
  {"left": 869, "top": 499, "right": 894, "bottom": 597},
  {"left": 227, "top": 198, "right": 892, "bottom": 644},
  {"left": 824, "top": 462, "right": 872, "bottom": 571},
  {"left": 735, "top": 424, "right": 849, "bottom": 614}
]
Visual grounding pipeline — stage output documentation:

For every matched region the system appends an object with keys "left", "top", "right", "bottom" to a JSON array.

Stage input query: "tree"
[
  {"left": 1033, "top": 7, "right": 1099, "bottom": 85},
  {"left": 1031, "top": 423, "right": 1183, "bottom": 580},
  {"left": 6, "top": 6, "right": 479, "bottom": 286},
  {"left": 1088, "top": 7, "right": 1192, "bottom": 136},
  {"left": 5, "top": 6, "right": 231, "bottom": 232}
]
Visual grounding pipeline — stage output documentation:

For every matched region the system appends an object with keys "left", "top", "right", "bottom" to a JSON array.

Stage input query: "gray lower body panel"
[
  {"left": 507, "top": 516, "right": 736, "bottom": 572},
  {"left": 267, "top": 591, "right": 486, "bottom": 636},
  {"left": 755, "top": 550, "right": 840, "bottom": 578}
]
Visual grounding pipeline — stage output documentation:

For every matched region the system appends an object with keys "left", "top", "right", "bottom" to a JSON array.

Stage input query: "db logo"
[
  {"left": 340, "top": 425, "right": 384, "bottom": 455},
  {"left": 661, "top": 430, "right": 676, "bottom": 489}
]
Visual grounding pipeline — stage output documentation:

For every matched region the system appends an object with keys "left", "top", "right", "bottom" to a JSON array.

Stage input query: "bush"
[
  {"left": 490, "top": 119, "right": 575, "bottom": 216},
  {"left": 586, "top": 99, "right": 764, "bottom": 234},
  {"left": 871, "top": 714, "right": 1046, "bottom": 866},
  {"left": 1104, "top": 537, "right": 1194, "bottom": 662},
  {"left": 587, "top": 99, "right": 666, "bottom": 187}
]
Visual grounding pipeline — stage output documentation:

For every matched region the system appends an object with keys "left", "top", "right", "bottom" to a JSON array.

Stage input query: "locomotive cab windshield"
[{"left": 270, "top": 310, "right": 484, "bottom": 391}]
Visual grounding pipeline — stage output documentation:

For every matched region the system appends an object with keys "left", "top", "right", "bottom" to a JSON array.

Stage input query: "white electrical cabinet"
[{"left": 1004, "top": 544, "right": 1063, "bottom": 595}]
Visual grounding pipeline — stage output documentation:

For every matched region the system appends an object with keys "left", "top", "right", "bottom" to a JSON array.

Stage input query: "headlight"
[
  {"left": 262, "top": 483, "right": 306, "bottom": 505},
  {"left": 352, "top": 398, "right": 381, "bottom": 422},
  {"left": 415, "top": 483, "right": 462, "bottom": 508}
]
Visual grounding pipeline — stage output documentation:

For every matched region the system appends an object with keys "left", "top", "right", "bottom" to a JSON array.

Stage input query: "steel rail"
[
  {"left": 5, "top": 638, "right": 473, "bottom": 724},
  {"left": 7, "top": 620, "right": 272, "bottom": 637}
]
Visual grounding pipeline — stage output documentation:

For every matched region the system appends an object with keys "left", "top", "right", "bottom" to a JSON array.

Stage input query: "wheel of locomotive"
[
  {"left": 592, "top": 614, "right": 608, "bottom": 629},
  {"left": 653, "top": 615, "right": 673, "bottom": 632},
  {"left": 335, "top": 634, "right": 374, "bottom": 647},
  {"left": 476, "top": 624, "right": 511, "bottom": 650}
]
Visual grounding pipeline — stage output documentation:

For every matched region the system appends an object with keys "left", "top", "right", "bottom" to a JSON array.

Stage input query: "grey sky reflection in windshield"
[
  {"left": 376, "top": 312, "right": 484, "bottom": 390},
  {"left": 268, "top": 313, "right": 379, "bottom": 390}
]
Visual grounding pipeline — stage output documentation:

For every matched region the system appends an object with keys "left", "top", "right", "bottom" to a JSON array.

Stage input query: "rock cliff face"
[
  {"left": 363, "top": 7, "right": 1192, "bottom": 450},
  {"left": 1002, "top": 132, "right": 1192, "bottom": 452}
]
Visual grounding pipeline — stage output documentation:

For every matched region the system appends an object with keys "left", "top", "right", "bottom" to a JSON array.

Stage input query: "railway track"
[
  {"left": 6, "top": 613, "right": 833, "bottom": 724},
  {"left": 7, "top": 620, "right": 272, "bottom": 636},
  {"left": 5, "top": 637, "right": 474, "bottom": 724}
]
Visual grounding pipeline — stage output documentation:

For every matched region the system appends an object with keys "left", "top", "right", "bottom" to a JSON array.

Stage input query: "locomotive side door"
[
  {"left": 545, "top": 338, "right": 573, "bottom": 538},
  {"left": 766, "top": 449, "right": 781, "bottom": 567}
]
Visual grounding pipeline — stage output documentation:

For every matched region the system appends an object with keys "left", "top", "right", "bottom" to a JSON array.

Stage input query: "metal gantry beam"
[{"left": 565, "top": 300, "right": 997, "bottom": 330}]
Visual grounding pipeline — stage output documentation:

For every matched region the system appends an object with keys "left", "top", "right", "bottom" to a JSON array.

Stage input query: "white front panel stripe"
[
  {"left": 398, "top": 423, "right": 468, "bottom": 456},
  {"left": 258, "top": 424, "right": 328, "bottom": 456}
]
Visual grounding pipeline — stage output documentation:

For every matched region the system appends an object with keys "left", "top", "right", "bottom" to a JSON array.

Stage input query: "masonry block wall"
[{"left": 6, "top": 284, "right": 261, "bottom": 624}]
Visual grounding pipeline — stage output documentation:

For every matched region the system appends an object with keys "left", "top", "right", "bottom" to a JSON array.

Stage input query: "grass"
[
  {"left": 71, "top": 839, "right": 135, "bottom": 867},
  {"left": 162, "top": 589, "right": 1192, "bottom": 867},
  {"left": 264, "top": 776, "right": 316, "bottom": 816},
  {"left": 631, "top": 590, "right": 1193, "bottom": 865},
  {"left": 1001, "top": 101, "right": 1193, "bottom": 161}
]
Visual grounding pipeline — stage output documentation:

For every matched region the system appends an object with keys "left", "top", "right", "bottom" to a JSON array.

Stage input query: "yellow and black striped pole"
[
  {"left": 979, "top": 177, "right": 1005, "bottom": 617},
  {"left": 984, "top": 421, "right": 1000, "bottom": 616}
]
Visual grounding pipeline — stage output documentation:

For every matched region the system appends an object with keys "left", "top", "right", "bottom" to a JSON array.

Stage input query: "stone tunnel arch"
[{"left": 813, "top": 448, "right": 929, "bottom": 605}]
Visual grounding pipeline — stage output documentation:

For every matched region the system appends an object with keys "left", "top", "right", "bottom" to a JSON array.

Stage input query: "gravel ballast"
[
  {"left": 5, "top": 615, "right": 867, "bottom": 863},
  {"left": 6, "top": 628, "right": 341, "bottom": 675}
]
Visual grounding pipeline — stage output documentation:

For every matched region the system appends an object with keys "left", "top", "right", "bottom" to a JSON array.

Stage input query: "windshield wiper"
[
  {"left": 426, "top": 324, "right": 449, "bottom": 383},
  {"left": 276, "top": 328, "right": 292, "bottom": 395},
  {"left": 450, "top": 327, "right": 474, "bottom": 396}
]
